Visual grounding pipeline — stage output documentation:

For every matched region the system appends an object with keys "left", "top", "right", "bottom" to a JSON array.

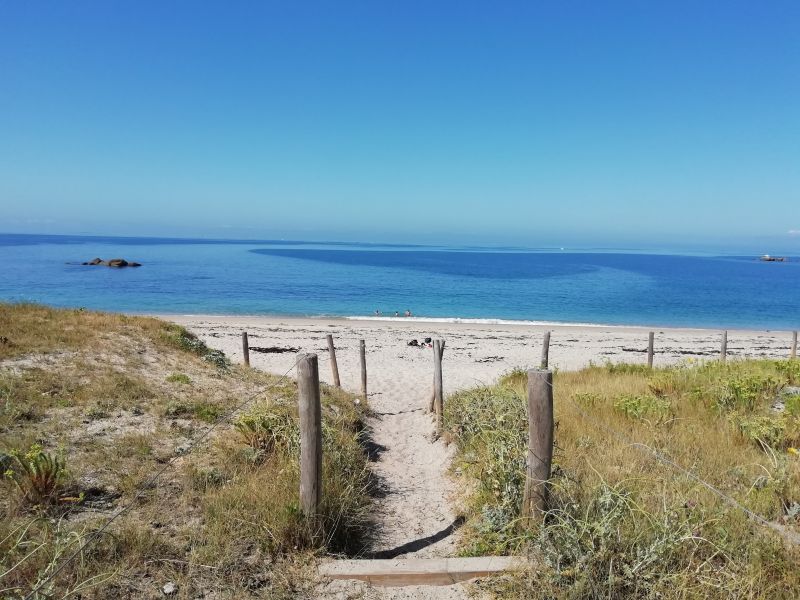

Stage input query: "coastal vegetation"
[
  {"left": 445, "top": 359, "right": 800, "bottom": 598},
  {"left": 0, "top": 303, "right": 371, "bottom": 598}
]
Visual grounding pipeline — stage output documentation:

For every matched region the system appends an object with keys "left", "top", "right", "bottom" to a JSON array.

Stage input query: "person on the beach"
[
  {"left": 395, "top": 311, "right": 400, "bottom": 317},
  {"left": 375, "top": 309, "right": 381, "bottom": 316},
  {"left": 405, "top": 309, "right": 412, "bottom": 317}
]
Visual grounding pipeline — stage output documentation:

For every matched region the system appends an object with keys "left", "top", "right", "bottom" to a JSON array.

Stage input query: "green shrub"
[
  {"left": 784, "top": 394, "right": 800, "bottom": 416},
  {"left": 445, "top": 360, "right": 800, "bottom": 598},
  {"left": 647, "top": 370, "right": 682, "bottom": 396},
  {"left": 166, "top": 372, "right": 191, "bottom": 384},
  {"left": 530, "top": 482, "right": 700, "bottom": 598},
  {"left": 713, "top": 373, "right": 781, "bottom": 411},
  {"left": 774, "top": 359, "right": 800, "bottom": 384},
  {"left": 613, "top": 393, "right": 671, "bottom": 420},
  {"left": 731, "top": 413, "right": 800, "bottom": 450},
  {"left": 164, "top": 400, "right": 224, "bottom": 423},
  {"left": 732, "top": 414, "right": 786, "bottom": 448},
  {"left": 235, "top": 404, "right": 300, "bottom": 457},
  {"left": 445, "top": 384, "right": 527, "bottom": 551},
  {"left": 3, "top": 444, "right": 69, "bottom": 507},
  {"left": 161, "top": 326, "right": 230, "bottom": 370},
  {"left": 573, "top": 392, "right": 604, "bottom": 407},
  {"left": 498, "top": 367, "right": 528, "bottom": 389},
  {"left": 603, "top": 362, "right": 653, "bottom": 375},
  {"left": 648, "top": 361, "right": 787, "bottom": 412},
  {"left": 187, "top": 465, "right": 227, "bottom": 491},
  {"left": 203, "top": 350, "right": 230, "bottom": 370},
  {"left": 207, "top": 394, "right": 372, "bottom": 556},
  {"left": 84, "top": 403, "right": 111, "bottom": 420}
]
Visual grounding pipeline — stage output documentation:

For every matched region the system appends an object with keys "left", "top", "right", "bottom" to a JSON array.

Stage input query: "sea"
[{"left": 0, "top": 233, "right": 798, "bottom": 331}]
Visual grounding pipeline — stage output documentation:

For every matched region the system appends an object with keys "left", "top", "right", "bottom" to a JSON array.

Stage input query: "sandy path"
[
  {"left": 166, "top": 315, "right": 796, "bottom": 598},
  {"left": 171, "top": 318, "right": 476, "bottom": 598}
]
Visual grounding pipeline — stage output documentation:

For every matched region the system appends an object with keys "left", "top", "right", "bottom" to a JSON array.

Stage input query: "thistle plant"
[{"left": 3, "top": 444, "right": 68, "bottom": 507}]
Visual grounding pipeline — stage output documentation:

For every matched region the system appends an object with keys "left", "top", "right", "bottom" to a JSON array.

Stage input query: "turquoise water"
[{"left": 0, "top": 233, "right": 798, "bottom": 330}]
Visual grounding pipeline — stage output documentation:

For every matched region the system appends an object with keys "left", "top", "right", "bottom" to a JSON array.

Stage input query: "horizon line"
[{"left": 1, "top": 231, "right": 797, "bottom": 257}]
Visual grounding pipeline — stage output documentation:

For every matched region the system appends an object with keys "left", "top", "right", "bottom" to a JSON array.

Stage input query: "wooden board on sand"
[{"left": 318, "top": 556, "right": 525, "bottom": 586}]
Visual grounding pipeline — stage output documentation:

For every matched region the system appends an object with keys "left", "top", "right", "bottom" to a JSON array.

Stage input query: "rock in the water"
[{"left": 82, "top": 258, "right": 142, "bottom": 268}]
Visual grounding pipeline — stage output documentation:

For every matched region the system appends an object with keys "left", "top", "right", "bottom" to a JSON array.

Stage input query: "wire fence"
[
  {"left": 563, "top": 390, "right": 800, "bottom": 546},
  {"left": 6, "top": 329, "right": 800, "bottom": 597},
  {"left": 19, "top": 357, "right": 303, "bottom": 600},
  {"left": 484, "top": 354, "right": 800, "bottom": 546}
]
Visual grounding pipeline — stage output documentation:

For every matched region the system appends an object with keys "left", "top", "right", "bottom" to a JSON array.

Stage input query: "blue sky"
[{"left": 1, "top": 1, "right": 798, "bottom": 250}]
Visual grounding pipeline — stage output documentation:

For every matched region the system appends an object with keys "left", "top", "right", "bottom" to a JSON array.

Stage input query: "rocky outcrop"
[{"left": 82, "top": 258, "right": 142, "bottom": 267}]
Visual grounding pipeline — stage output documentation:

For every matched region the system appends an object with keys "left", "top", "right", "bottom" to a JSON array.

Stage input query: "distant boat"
[{"left": 760, "top": 254, "right": 786, "bottom": 262}]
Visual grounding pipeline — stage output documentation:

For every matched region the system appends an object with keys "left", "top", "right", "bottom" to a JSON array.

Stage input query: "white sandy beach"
[
  {"left": 167, "top": 315, "right": 796, "bottom": 381},
  {"left": 166, "top": 315, "right": 796, "bottom": 598}
]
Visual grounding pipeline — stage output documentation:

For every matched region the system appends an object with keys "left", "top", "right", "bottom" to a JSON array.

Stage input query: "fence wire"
[
  {"left": 562, "top": 391, "right": 800, "bottom": 546},
  {"left": 489, "top": 352, "right": 800, "bottom": 547},
  {"left": 21, "top": 356, "right": 303, "bottom": 600},
  {"left": 12, "top": 331, "right": 800, "bottom": 597}
]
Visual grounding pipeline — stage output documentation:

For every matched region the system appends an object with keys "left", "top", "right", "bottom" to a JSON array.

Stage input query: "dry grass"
[
  {"left": 0, "top": 303, "right": 371, "bottom": 598},
  {"left": 446, "top": 360, "right": 800, "bottom": 599},
  {"left": 0, "top": 303, "right": 182, "bottom": 361}
]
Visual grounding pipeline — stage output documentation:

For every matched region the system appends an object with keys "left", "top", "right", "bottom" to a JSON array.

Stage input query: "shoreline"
[
  {"left": 165, "top": 314, "right": 797, "bottom": 380},
  {"left": 155, "top": 312, "right": 796, "bottom": 337}
]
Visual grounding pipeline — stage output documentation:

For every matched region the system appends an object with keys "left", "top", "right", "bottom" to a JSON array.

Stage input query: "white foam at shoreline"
[
  {"left": 344, "top": 315, "right": 630, "bottom": 328},
  {"left": 156, "top": 312, "right": 778, "bottom": 333}
]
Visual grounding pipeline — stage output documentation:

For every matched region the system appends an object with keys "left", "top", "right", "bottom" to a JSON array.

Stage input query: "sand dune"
[{"left": 167, "top": 315, "right": 795, "bottom": 598}]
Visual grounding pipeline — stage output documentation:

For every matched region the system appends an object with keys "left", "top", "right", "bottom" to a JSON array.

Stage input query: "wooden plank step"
[{"left": 318, "top": 556, "right": 524, "bottom": 587}]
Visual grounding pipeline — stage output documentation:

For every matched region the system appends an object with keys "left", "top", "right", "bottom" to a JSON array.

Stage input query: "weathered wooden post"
[
  {"left": 428, "top": 339, "right": 445, "bottom": 413},
  {"left": 242, "top": 331, "right": 250, "bottom": 368},
  {"left": 433, "top": 339, "right": 444, "bottom": 433},
  {"left": 359, "top": 339, "right": 367, "bottom": 402},
  {"left": 326, "top": 334, "right": 341, "bottom": 387},
  {"left": 429, "top": 342, "right": 436, "bottom": 413},
  {"left": 522, "top": 369, "right": 553, "bottom": 518},
  {"left": 647, "top": 331, "right": 655, "bottom": 368},
  {"left": 298, "top": 353, "right": 322, "bottom": 518},
  {"left": 792, "top": 331, "right": 798, "bottom": 359},
  {"left": 720, "top": 330, "right": 728, "bottom": 362},
  {"left": 540, "top": 331, "right": 551, "bottom": 369}
]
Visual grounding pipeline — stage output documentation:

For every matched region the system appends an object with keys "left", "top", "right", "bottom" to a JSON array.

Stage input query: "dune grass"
[
  {"left": 445, "top": 359, "right": 800, "bottom": 599},
  {"left": 0, "top": 303, "right": 371, "bottom": 598}
]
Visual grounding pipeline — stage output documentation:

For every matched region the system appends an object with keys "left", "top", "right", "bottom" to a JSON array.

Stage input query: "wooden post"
[
  {"left": 522, "top": 369, "right": 553, "bottom": 518},
  {"left": 428, "top": 340, "right": 445, "bottom": 412},
  {"left": 433, "top": 339, "right": 444, "bottom": 433},
  {"left": 326, "top": 334, "right": 341, "bottom": 387},
  {"left": 540, "top": 331, "right": 551, "bottom": 369},
  {"left": 359, "top": 339, "right": 367, "bottom": 402},
  {"left": 429, "top": 342, "right": 436, "bottom": 413},
  {"left": 792, "top": 331, "right": 798, "bottom": 359},
  {"left": 647, "top": 331, "right": 654, "bottom": 368},
  {"left": 242, "top": 331, "right": 250, "bottom": 368},
  {"left": 298, "top": 353, "right": 322, "bottom": 517},
  {"left": 720, "top": 330, "right": 728, "bottom": 362}
]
